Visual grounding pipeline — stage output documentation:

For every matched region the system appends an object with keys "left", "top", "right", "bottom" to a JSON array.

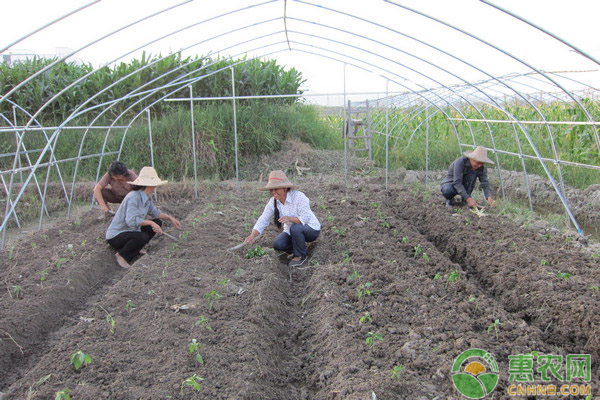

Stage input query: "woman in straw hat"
[
  {"left": 105, "top": 166, "right": 182, "bottom": 269},
  {"left": 244, "top": 170, "right": 320, "bottom": 267},
  {"left": 440, "top": 146, "right": 496, "bottom": 209}
]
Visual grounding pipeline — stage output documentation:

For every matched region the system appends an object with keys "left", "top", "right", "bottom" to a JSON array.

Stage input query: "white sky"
[{"left": 2, "top": 0, "right": 600, "bottom": 106}]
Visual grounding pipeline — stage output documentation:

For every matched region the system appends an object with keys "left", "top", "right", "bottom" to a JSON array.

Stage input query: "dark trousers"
[
  {"left": 273, "top": 223, "right": 320, "bottom": 258},
  {"left": 107, "top": 219, "right": 162, "bottom": 262},
  {"left": 441, "top": 170, "right": 478, "bottom": 200},
  {"left": 102, "top": 188, "right": 126, "bottom": 204}
]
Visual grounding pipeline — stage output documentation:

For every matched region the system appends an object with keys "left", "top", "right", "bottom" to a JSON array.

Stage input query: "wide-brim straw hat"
[
  {"left": 127, "top": 166, "right": 168, "bottom": 186},
  {"left": 464, "top": 146, "right": 494, "bottom": 165},
  {"left": 258, "top": 170, "right": 297, "bottom": 191}
]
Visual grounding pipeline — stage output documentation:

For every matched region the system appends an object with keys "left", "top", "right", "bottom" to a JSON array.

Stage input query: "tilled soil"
[{"left": 0, "top": 173, "right": 599, "bottom": 399}]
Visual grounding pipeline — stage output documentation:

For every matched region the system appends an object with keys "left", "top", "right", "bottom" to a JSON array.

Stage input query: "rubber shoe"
[{"left": 289, "top": 256, "right": 307, "bottom": 267}]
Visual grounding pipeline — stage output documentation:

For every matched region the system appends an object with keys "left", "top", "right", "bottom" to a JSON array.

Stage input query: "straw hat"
[
  {"left": 464, "top": 146, "right": 494, "bottom": 165},
  {"left": 127, "top": 166, "right": 168, "bottom": 186},
  {"left": 258, "top": 170, "right": 296, "bottom": 191}
]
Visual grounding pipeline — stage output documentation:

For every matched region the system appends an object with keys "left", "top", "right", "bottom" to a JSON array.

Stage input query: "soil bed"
[{"left": 1, "top": 160, "right": 599, "bottom": 399}]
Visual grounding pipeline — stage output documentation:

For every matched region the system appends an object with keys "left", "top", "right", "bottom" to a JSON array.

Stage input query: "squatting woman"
[
  {"left": 244, "top": 170, "right": 320, "bottom": 267},
  {"left": 106, "top": 166, "right": 181, "bottom": 268}
]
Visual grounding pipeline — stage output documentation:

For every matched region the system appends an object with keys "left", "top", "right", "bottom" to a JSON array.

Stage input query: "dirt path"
[{"left": 1, "top": 172, "right": 599, "bottom": 399}]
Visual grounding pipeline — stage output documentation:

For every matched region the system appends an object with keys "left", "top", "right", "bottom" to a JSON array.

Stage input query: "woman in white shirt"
[{"left": 244, "top": 170, "right": 320, "bottom": 267}]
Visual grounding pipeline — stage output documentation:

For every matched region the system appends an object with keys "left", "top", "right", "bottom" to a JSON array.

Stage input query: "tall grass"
[{"left": 331, "top": 99, "right": 600, "bottom": 189}]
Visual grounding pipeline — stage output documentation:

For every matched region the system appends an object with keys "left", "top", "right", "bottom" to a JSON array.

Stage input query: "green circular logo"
[{"left": 451, "top": 348, "right": 500, "bottom": 399}]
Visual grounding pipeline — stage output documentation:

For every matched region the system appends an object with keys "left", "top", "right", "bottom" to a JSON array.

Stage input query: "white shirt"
[{"left": 253, "top": 190, "right": 321, "bottom": 234}]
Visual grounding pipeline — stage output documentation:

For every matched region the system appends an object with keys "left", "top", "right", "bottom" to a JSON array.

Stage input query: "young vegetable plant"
[
  {"left": 54, "top": 258, "right": 67, "bottom": 268},
  {"left": 180, "top": 374, "right": 204, "bottom": 395},
  {"left": 446, "top": 270, "right": 460, "bottom": 288},
  {"left": 70, "top": 350, "right": 92, "bottom": 370},
  {"left": 125, "top": 300, "right": 136, "bottom": 312},
  {"left": 102, "top": 309, "right": 116, "bottom": 334},
  {"left": 365, "top": 331, "right": 384, "bottom": 350},
  {"left": 189, "top": 339, "right": 204, "bottom": 364},
  {"left": 348, "top": 270, "right": 361, "bottom": 280},
  {"left": 487, "top": 319, "right": 502, "bottom": 340},
  {"left": 205, "top": 290, "right": 223, "bottom": 310},
  {"left": 390, "top": 364, "right": 406, "bottom": 382},
  {"left": 55, "top": 389, "right": 71, "bottom": 400},
  {"left": 195, "top": 316, "right": 212, "bottom": 330},
  {"left": 38, "top": 269, "right": 49, "bottom": 286},
  {"left": 557, "top": 271, "right": 572, "bottom": 279},
  {"left": 357, "top": 282, "right": 373, "bottom": 299},
  {"left": 246, "top": 245, "right": 266, "bottom": 259},
  {"left": 11, "top": 285, "right": 24, "bottom": 299},
  {"left": 413, "top": 244, "right": 424, "bottom": 258},
  {"left": 359, "top": 312, "right": 372, "bottom": 324}
]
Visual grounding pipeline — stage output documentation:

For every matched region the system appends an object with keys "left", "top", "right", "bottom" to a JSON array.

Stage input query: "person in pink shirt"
[{"left": 93, "top": 160, "right": 138, "bottom": 214}]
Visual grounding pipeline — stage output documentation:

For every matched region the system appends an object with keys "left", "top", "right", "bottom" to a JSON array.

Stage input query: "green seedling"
[
  {"left": 348, "top": 270, "right": 361, "bottom": 280},
  {"left": 246, "top": 245, "right": 266, "bottom": 259},
  {"left": 8, "top": 246, "right": 15, "bottom": 260},
  {"left": 54, "top": 258, "right": 67, "bottom": 268},
  {"left": 357, "top": 282, "right": 372, "bottom": 299},
  {"left": 540, "top": 259, "right": 549, "bottom": 266},
  {"left": 41, "top": 234, "right": 48, "bottom": 240},
  {"left": 455, "top": 208, "right": 463, "bottom": 214},
  {"left": 11, "top": 285, "right": 24, "bottom": 299},
  {"left": 542, "top": 233, "right": 551, "bottom": 241},
  {"left": 195, "top": 316, "right": 212, "bottom": 330},
  {"left": 189, "top": 339, "right": 204, "bottom": 364},
  {"left": 359, "top": 312, "right": 372, "bottom": 324},
  {"left": 326, "top": 212, "right": 334, "bottom": 223},
  {"left": 31, "top": 242, "right": 37, "bottom": 250},
  {"left": 401, "top": 236, "right": 408, "bottom": 243},
  {"left": 465, "top": 218, "right": 471, "bottom": 226},
  {"left": 70, "top": 350, "right": 92, "bottom": 370},
  {"left": 422, "top": 252, "right": 430, "bottom": 263},
  {"left": 205, "top": 290, "right": 223, "bottom": 310},
  {"left": 38, "top": 269, "right": 49, "bottom": 285},
  {"left": 180, "top": 374, "right": 204, "bottom": 395},
  {"left": 390, "top": 364, "right": 406, "bottom": 382},
  {"left": 332, "top": 226, "right": 346, "bottom": 237},
  {"left": 55, "top": 389, "right": 71, "bottom": 400},
  {"left": 487, "top": 319, "right": 502, "bottom": 340},
  {"left": 66, "top": 244, "right": 75, "bottom": 256},
  {"left": 218, "top": 278, "right": 230, "bottom": 287},
  {"left": 73, "top": 220, "right": 81, "bottom": 226},
  {"left": 103, "top": 310, "right": 116, "bottom": 334},
  {"left": 81, "top": 239, "right": 87, "bottom": 247},
  {"left": 125, "top": 300, "right": 136, "bottom": 312},
  {"left": 446, "top": 270, "right": 460, "bottom": 288},
  {"left": 413, "top": 244, "right": 424, "bottom": 258},
  {"left": 365, "top": 331, "right": 384, "bottom": 350},
  {"left": 96, "top": 236, "right": 104, "bottom": 244},
  {"left": 557, "top": 271, "right": 572, "bottom": 279},
  {"left": 342, "top": 251, "right": 352, "bottom": 264},
  {"left": 591, "top": 285, "right": 599, "bottom": 294},
  {"left": 180, "top": 231, "right": 190, "bottom": 240},
  {"left": 469, "top": 295, "right": 479, "bottom": 312},
  {"left": 433, "top": 273, "right": 442, "bottom": 280}
]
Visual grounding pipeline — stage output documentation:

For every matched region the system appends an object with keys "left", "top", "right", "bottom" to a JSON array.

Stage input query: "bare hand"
[
  {"left": 467, "top": 198, "right": 479, "bottom": 208},
  {"left": 244, "top": 235, "right": 256, "bottom": 244},
  {"left": 152, "top": 222, "right": 163, "bottom": 235},
  {"left": 101, "top": 205, "right": 110, "bottom": 213},
  {"left": 171, "top": 218, "right": 182, "bottom": 229},
  {"left": 278, "top": 216, "right": 292, "bottom": 224},
  {"left": 487, "top": 197, "right": 496, "bottom": 208}
]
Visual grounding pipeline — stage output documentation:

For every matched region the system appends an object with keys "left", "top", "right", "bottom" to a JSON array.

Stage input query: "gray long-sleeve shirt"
[
  {"left": 106, "top": 190, "right": 161, "bottom": 239},
  {"left": 441, "top": 156, "right": 493, "bottom": 200}
]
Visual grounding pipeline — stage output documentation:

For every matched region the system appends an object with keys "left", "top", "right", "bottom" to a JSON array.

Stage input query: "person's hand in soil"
[
  {"left": 466, "top": 197, "right": 479, "bottom": 208},
  {"left": 170, "top": 216, "right": 182, "bottom": 230},
  {"left": 244, "top": 229, "right": 260, "bottom": 244},
  {"left": 487, "top": 197, "right": 496, "bottom": 208}
]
